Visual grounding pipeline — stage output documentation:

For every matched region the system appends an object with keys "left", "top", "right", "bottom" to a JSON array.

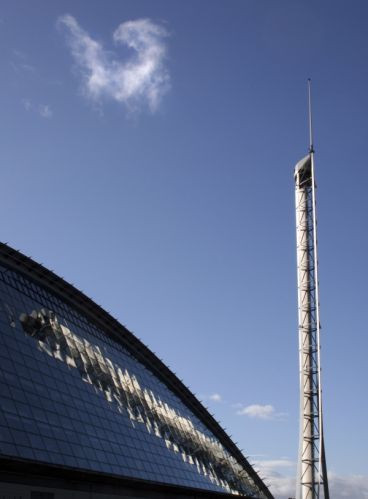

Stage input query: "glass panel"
[{"left": 0, "top": 264, "right": 265, "bottom": 498}]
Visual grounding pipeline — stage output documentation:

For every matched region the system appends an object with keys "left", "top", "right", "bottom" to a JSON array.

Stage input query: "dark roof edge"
[
  {"left": 0, "top": 242, "right": 273, "bottom": 499},
  {"left": 0, "top": 456, "right": 258, "bottom": 499}
]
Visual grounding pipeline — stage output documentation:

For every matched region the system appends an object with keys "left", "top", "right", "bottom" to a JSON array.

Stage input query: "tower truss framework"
[{"left": 294, "top": 151, "right": 329, "bottom": 499}]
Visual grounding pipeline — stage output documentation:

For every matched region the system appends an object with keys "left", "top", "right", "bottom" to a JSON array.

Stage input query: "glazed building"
[{"left": 0, "top": 243, "right": 273, "bottom": 499}]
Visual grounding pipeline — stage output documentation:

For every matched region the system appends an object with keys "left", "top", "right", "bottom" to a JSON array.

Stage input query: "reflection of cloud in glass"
[{"left": 19, "top": 308, "right": 263, "bottom": 498}]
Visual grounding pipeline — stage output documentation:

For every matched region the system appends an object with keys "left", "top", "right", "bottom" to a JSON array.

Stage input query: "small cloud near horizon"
[
  {"left": 236, "top": 404, "right": 287, "bottom": 421},
  {"left": 58, "top": 14, "right": 170, "bottom": 114},
  {"left": 254, "top": 459, "right": 368, "bottom": 499}
]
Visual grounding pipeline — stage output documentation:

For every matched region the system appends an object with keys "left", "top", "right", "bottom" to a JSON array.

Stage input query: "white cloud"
[
  {"left": 39, "top": 104, "right": 53, "bottom": 118},
  {"left": 22, "top": 99, "right": 53, "bottom": 118},
  {"left": 255, "top": 459, "right": 295, "bottom": 470},
  {"left": 254, "top": 459, "right": 368, "bottom": 499},
  {"left": 254, "top": 458, "right": 296, "bottom": 498},
  {"left": 265, "top": 473, "right": 368, "bottom": 499},
  {"left": 209, "top": 393, "right": 222, "bottom": 402},
  {"left": 263, "top": 473, "right": 296, "bottom": 498},
  {"left": 328, "top": 472, "right": 368, "bottom": 499},
  {"left": 22, "top": 98, "right": 32, "bottom": 111},
  {"left": 58, "top": 14, "right": 170, "bottom": 113},
  {"left": 236, "top": 404, "right": 287, "bottom": 420},
  {"left": 238, "top": 404, "right": 274, "bottom": 419}
]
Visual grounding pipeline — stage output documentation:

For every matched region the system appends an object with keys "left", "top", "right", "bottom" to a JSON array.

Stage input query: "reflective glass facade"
[{"left": 0, "top": 249, "right": 270, "bottom": 498}]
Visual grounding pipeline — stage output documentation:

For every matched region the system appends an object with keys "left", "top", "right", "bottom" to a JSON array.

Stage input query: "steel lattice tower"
[{"left": 294, "top": 81, "right": 329, "bottom": 499}]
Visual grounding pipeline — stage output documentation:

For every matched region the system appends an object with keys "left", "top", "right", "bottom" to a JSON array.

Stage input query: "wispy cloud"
[
  {"left": 255, "top": 459, "right": 295, "bottom": 470},
  {"left": 39, "top": 104, "right": 53, "bottom": 118},
  {"left": 236, "top": 404, "right": 287, "bottom": 421},
  {"left": 208, "top": 393, "right": 222, "bottom": 402},
  {"left": 58, "top": 14, "right": 170, "bottom": 113},
  {"left": 11, "top": 49, "right": 36, "bottom": 73},
  {"left": 22, "top": 98, "right": 32, "bottom": 112},
  {"left": 22, "top": 99, "right": 53, "bottom": 119}
]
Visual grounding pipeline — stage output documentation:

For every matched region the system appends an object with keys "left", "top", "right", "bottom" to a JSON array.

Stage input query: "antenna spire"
[
  {"left": 308, "top": 78, "right": 314, "bottom": 153},
  {"left": 295, "top": 80, "right": 330, "bottom": 499}
]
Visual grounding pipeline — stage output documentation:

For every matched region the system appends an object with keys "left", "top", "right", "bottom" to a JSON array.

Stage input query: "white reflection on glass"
[{"left": 18, "top": 308, "right": 263, "bottom": 498}]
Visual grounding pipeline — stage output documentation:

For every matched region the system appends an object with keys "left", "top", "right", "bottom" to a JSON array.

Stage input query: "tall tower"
[{"left": 294, "top": 81, "right": 329, "bottom": 499}]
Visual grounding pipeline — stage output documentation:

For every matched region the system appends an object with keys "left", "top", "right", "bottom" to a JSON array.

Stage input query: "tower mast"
[{"left": 294, "top": 80, "right": 329, "bottom": 499}]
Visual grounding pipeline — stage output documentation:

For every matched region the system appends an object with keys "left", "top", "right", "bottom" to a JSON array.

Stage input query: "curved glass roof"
[{"left": 0, "top": 243, "right": 272, "bottom": 498}]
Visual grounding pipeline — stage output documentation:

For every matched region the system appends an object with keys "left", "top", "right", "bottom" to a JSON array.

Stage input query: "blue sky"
[{"left": 1, "top": 1, "right": 368, "bottom": 497}]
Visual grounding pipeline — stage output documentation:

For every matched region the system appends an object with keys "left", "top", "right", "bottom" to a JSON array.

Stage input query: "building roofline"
[{"left": 0, "top": 242, "right": 273, "bottom": 499}]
